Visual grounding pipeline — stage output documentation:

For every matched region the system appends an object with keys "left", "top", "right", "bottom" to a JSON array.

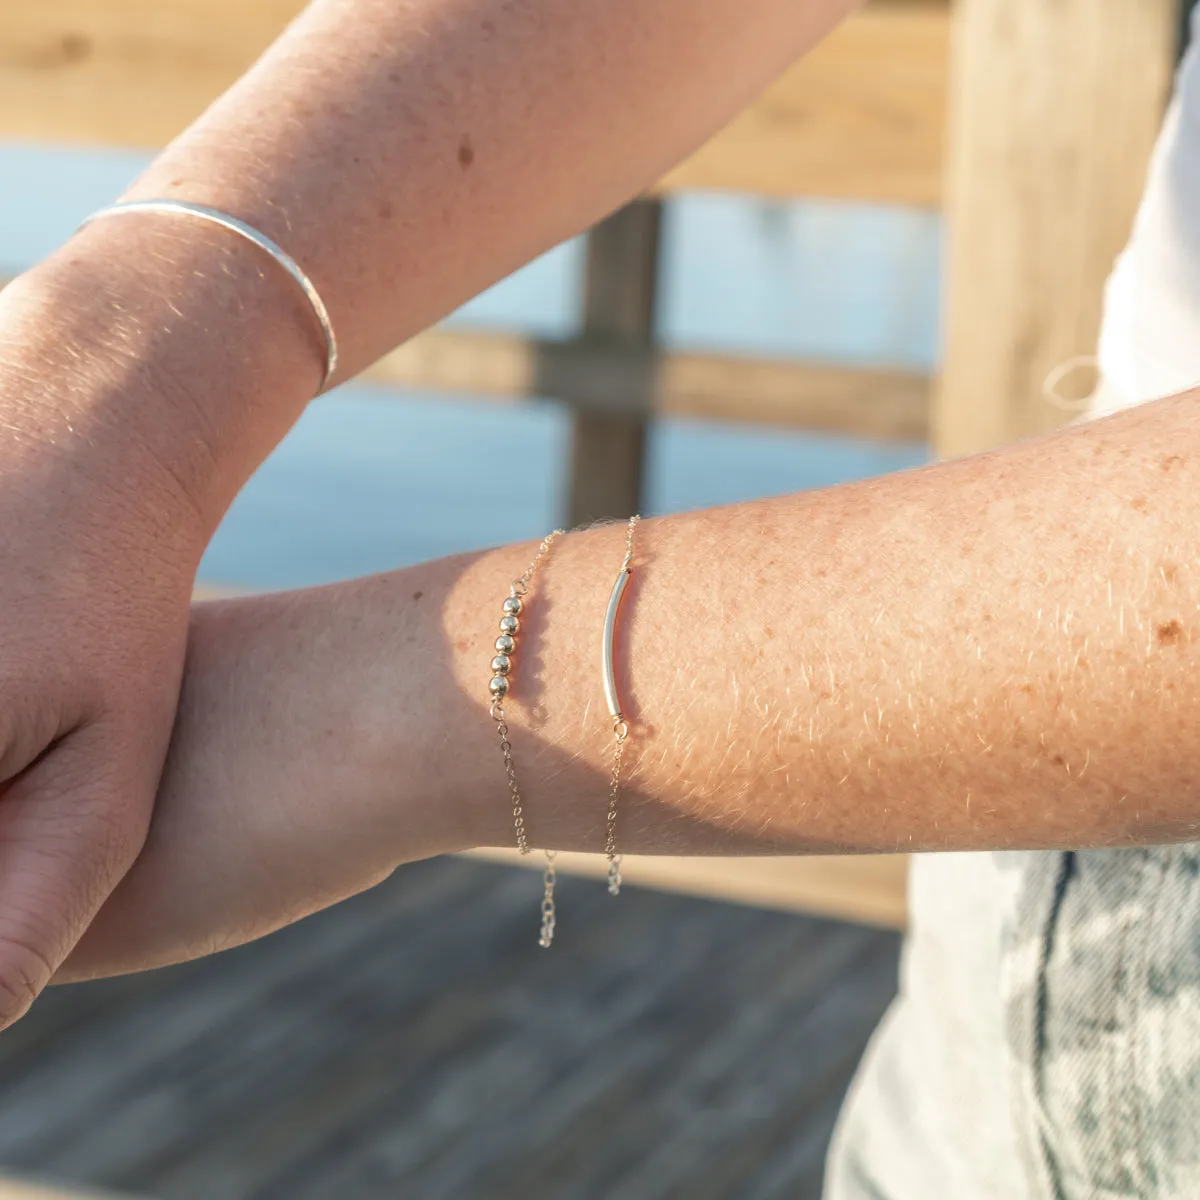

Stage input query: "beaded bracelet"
[
  {"left": 489, "top": 517, "right": 640, "bottom": 947},
  {"left": 488, "top": 530, "right": 564, "bottom": 947}
]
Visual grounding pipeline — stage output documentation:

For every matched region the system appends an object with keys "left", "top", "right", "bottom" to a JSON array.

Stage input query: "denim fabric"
[
  {"left": 1030, "top": 849, "right": 1200, "bottom": 1197},
  {"left": 824, "top": 851, "right": 1200, "bottom": 1200}
]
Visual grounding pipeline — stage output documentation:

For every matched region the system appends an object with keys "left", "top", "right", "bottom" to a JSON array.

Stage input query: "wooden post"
[
  {"left": 933, "top": 0, "right": 1179, "bottom": 458},
  {"left": 564, "top": 199, "right": 661, "bottom": 527}
]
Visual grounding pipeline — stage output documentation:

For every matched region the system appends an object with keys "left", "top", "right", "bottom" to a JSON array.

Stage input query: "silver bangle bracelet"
[{"left": 78, "top": 199, "right": 339, "bottom": 391}]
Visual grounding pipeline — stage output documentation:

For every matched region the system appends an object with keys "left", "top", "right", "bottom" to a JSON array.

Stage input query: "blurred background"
[
  {"left": 0, "top": 144, "right": 935, "bottom": 588},
  {"left": 0, "top": 0, "right": 1188, "bottom": 1196}
]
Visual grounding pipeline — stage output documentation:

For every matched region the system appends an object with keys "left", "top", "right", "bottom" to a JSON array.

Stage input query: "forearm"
[
  {"left": 13, "top": 0, "right": 855, "bottom": 524},
  {"left": 120, "top": 0, "right": 856, "bottom": 374},
  {"left": 63, "top": 389, "right": 1200, "bottom": 978}
]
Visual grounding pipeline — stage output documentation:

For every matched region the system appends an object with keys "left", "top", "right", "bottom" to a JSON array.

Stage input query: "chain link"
[
  {"left": 605, "top": 721, "right": 628, "bottom": 895},
  {"left": 620, "top": 513, "right": 640, "bottom": 572},
  {"left": 511, "top": 528, "right": 564, "bottom": 598},
  {"left": 491, "top": 707, "right": 528, "bottom": 855},
  {"left": 539, "top": 852, "right": 558, "bottom": 947}
]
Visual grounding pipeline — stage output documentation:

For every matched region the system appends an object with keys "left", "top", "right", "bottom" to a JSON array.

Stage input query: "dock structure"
[
  {"left": 0, "top": 2, "right": 1186, "bottom": 1194},
  {"left": 0, "top": 857, "right": 901, "bottom": 1199}
]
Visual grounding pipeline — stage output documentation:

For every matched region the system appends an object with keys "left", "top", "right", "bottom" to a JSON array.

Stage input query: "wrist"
[
  {"left": 6, "top": 212, "right": 323, "bottom": 533},
  {"left": 348, "top": 558, "right": 519, "bottom": 858}
]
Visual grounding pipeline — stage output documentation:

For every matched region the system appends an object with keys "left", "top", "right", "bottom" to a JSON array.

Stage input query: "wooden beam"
[
  {"left": 468, "top": 849, "right": 909, "bottom": 930},
  {"left": 658, "top": 0, "right": 949, "bottom": 206},
  {"left": 0, "top": 274, "right": 933, "bottom": 441},
  {"left": 365, "top": 328, "right": 931, "bottom": 442},
  {"left": 933, "top": 0, "right": 1178, "bottom": 456},
  {"left": 0, "top": 1, "right": 949, "bottom": 207},
  {"left": 0, "top": 1, "right": 302, "bottom": 146},
  {"left": 566, "top": 200, "right": 660, "bottom": 528},
  {"left": 0, "top": 1179, "right": 127, "bottom": 1199}
]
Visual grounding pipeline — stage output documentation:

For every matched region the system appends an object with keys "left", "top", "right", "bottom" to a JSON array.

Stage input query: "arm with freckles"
[
  {"left": 59, "top": 390, "right": 1200, "bottom": 981},
  {"left": 0, "top": 0, "right": 866, "bottom": 1027}
]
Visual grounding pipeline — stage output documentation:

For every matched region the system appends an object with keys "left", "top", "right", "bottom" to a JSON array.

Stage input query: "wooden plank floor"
[{"left": 0, "top": 857, "right": 900, "bottom": 1200}]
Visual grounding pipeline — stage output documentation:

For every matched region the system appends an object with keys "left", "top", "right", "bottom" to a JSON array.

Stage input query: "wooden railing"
[
  {"left": 0, "top": 0, "right": 1183, "bottom": 927},
  {"left": 0, "top": 1, "right": 948, "bottom": 202}
]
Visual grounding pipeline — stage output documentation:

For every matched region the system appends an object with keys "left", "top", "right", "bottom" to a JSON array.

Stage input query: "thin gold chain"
[
  {"left": 489, "top": 529, "right": 564, "bottom": 946},
  {"left": 604, "top": 726, "right": 628, "bottom": 894},
  {"left": 493, "top": 714, "right": 528, "bottom": 854},
  {"left": 605, "top": 514, "right": 639, "bottom": 896},
  {"left": 620, "top": 513, "right": 639, "bottom": 571}
]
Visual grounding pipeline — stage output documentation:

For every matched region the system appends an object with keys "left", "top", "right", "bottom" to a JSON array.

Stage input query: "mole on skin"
[{"left": 1155, "top": 619, "right": 1184, "bottom": 647}]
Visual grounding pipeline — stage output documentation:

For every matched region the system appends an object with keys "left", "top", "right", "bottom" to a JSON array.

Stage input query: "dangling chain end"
[{"left": 607, "top": 855, "right": 623, "bottom": 897}]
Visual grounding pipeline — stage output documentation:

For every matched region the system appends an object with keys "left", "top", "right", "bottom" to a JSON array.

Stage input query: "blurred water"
[{"left": 0, "top": 142, "right": 936, "bottom": 588}]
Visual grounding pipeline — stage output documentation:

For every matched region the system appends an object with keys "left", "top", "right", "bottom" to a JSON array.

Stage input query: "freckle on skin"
[
  {"left": 1162, "top": 454, "right": 1187, "bottom": 472},
  {"left": 60, "top": 33, "right": 91, "bottom": 63},
  {"left": 457, "top": 136, "right": 474, "bottom": 168},
  {"left": 1155, "top": 619, "right": 1184, "bottom": 646},
  {"left": 379, "top": 200, "right": 393, "bottom": 220},
  {"left": 412, "top": 590, "right": 423, "bottom": 602},
  {"left": 1162, "top": 562, "right": 1180, "bottom": 584},
  {"left": 1131, "top": 496, "right": 1148, "bottom": 511}
]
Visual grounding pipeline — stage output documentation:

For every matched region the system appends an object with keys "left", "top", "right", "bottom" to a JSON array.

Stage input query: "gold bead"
[
  {"left": 495, "top": 634, "right": 515, "bottom": 654},
  {"left": 499, "top": 614, "right": 520, "bottom": 636},
  {"left": 491, "top": 654, "right": 511, "bottom": 675},
  {"left": 488, "top": 675, "right": 509, "bottom": 697},
  {"left": 502, "top": 596, "right": 523, "bottom": 616}
]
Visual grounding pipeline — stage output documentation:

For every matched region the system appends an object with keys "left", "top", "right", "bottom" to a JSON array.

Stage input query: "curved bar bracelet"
[
  {"left": 601, "top": 570, "right": 631, "bottom": 725},
  {"left": 601, "top": 515, "right": 640, "bottom": 895}
]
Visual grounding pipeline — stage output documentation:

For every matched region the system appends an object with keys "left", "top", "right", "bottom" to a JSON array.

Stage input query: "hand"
[
  {"left": 0, "top": 272, "right": 215, "bottom": 1026},
  {"left": 0, "top": 188, "right": 351, "bottom": 1016}
]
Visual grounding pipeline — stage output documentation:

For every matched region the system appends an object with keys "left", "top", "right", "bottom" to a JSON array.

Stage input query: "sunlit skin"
[
  {"left": 0, "top": 0, "right": 871, "bottom": 1025},
  {"left": 60, "top": 388, "right": 1200, "bottom": 979}
]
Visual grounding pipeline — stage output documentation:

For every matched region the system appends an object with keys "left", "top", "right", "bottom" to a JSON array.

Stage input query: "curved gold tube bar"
[{"left": 601, "top": 568, "right": 632, "bottom": 721}]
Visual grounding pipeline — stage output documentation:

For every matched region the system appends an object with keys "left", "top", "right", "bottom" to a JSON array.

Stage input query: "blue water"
[{"left": 1, "top": 142, "right": 936, "bottom": 588}]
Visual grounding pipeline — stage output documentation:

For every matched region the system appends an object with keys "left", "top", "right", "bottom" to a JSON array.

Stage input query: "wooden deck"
[{"left": 0, "top": 857, "right": 899, "bottom": 1200}]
